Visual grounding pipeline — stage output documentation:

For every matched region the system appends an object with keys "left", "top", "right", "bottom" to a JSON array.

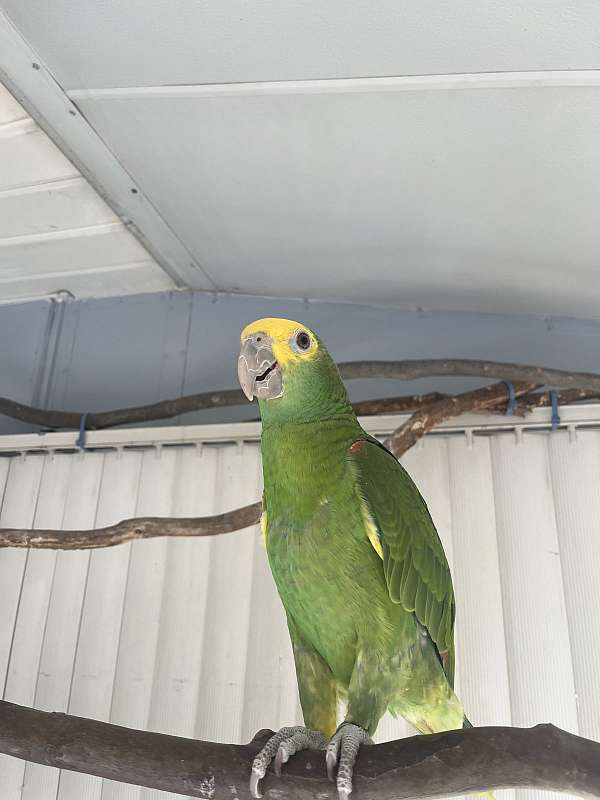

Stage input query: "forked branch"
[
  {"left": 1, "top": 358, "right": 599, "bottom": 431},
  {"left": 0, "top": 381, "right": 584, "bottom": 550}
]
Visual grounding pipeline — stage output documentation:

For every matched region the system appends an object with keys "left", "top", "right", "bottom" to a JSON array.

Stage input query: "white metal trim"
[
  {"left": 0, "top": 9, "right": 215, "bottom": 292},
  {"left": 0, "top": 403, "right": 599, "bottom": 455},
  {"left": 68, "top": 70, "right": 600, "bottom": 102}
]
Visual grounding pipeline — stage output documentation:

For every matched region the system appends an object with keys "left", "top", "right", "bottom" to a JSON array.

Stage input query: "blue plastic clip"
[
  {"left": 549, "top": 391, "right": 560, "bottom": 431},
  {"left": 501, "top": 381, "right": 517, "bottom": 416},
  {"left": 76, "top": 412, "right": 89, "bottom": 450}
]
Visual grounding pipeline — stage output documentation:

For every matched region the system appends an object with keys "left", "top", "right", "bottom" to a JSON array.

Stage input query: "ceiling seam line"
[{"left": 65, "top": 69, "right": 600, "bottom": 100}]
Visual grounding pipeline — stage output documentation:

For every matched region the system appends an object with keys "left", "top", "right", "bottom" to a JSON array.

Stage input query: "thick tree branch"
[
  {"left": 352, "top": 393, "right": 447, "bottom": 415},
  {"left": 354, "top": 388, "right": 600, "bottom": 418},
  {"left": 0, "top": 381, "right": 594, "bottom": 551},
  {"left": 384, "top": 381, "right": 537, "bottom": 456},
  {"left": 2, "top": 359, "right": 600, "bottom": 431},
  {"left": 338, "top": 359, "right": 600, "bottom": 391},
  {"left": 0, "top": 700, "right": 598, "bottom": 799}
]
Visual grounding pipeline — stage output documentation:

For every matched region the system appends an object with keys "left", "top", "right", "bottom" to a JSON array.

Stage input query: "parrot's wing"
[{"left": 348, "top": 436, "right": 456, "bottom": 683}]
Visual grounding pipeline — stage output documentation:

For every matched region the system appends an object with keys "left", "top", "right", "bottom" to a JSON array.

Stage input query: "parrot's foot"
[
  {"left": 250, "top": 725, "right": 327, "bottom": 799},
  {"left": 326, "top": 722, "right": 373, "bottom": 800}
]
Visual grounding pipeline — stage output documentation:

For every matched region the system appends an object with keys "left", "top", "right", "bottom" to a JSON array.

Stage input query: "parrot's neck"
[{"left": 260, "top": 414, "right": 362, "bottom": 525}]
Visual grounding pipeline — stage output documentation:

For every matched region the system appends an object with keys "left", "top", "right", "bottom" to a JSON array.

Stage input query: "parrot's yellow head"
[{"left": 238, "top": 317, "right": 352, "bottom": 422}]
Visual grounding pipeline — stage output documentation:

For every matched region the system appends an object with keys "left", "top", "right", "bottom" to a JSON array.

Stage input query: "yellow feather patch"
[
  {"left": 240, "top": 317, "right": 319, "bottom": 367},
  {"left": 361, "top": 499, "right": 383, "bottom": 559},
  {"left": 260, "top": 509, "right": 268, "bottom": 548}
]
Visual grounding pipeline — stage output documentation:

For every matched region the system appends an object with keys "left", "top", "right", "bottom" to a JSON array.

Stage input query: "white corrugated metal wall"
[{"left": 0, "top": 417, "right": 598, "bottom": 800}]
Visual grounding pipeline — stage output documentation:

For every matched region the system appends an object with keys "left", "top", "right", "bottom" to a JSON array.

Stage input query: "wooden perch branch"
[
  {"left": 338, "top": 358, "right": 600, "bottom": 391},
  {"left": 0, "top": 381, "right": 593, "bottom": 551},
  {"left": 0, "top": 700, "right": 598, "bottom": 799},
  {"left": 1, "top": 359, "right": 600, "bottom": 431},
  {"left": 384, "top": 380, "right": 537, "bottom": 455},
  {"left": 353, "top": 387, "right": 600, "bottom": 418},
  {"left": 0, "top": 502, "right": 262, "bottom": 550}
]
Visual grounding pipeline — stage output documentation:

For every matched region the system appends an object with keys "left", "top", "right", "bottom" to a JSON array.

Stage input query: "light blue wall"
[{"left": 2, "top": 290, "right": 600, "bottom": 434}]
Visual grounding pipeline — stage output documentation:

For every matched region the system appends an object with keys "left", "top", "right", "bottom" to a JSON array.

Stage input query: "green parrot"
[{"left": 238, "top": 318, "right": 470, "bottom": 800}]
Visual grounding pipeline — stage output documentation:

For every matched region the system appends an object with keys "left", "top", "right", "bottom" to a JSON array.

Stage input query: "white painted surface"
[
  {"left": 71, "top": 78, "right": 600, "bottom": 316},
  {"left": 0, "top": 417, "right": 596, "bottom": 799},
  {"left": 2, "top": 1, "right": 599, "bottom": 90},
  {"left": 0, "top": 16, "right": 217, "bottom": 294},
  {"left": 1, "top": 4, "right": 600, "bottom": 316},
  {"left": 0, "top": 81, "right": 174, "bottom": 302}
]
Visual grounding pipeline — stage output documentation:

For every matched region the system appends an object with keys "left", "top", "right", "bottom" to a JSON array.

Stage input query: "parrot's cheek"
[{"left": 238, "top": 335, "right": 284, "bottom": 401}]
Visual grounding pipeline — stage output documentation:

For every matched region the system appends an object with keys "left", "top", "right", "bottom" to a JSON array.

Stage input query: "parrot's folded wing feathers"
[{"left": 348, "top": 437, "right": 456, "bottom": 686}]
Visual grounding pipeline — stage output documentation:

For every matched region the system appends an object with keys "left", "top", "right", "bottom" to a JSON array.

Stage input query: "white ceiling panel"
[
  {"left": 1, "top": 124, "right": 78, "bottom": 191},
  {"left": 0, "top": 82, "right": 175, "bottom": 301},
  {"left": 0, "top": 81, "right": 25, "bottom": 124},
  {"left": 2, "top": 1, "right": 599, "bottom": 90},
  {"left": 72, "top": 79, "right": 600, "bottom": 316},
  {"left": 0, "top": 177, "right": 115, "bottom": 238},
  {"left": 0, "top": 262, "right": 172, "bottom": 302},
  {"left": 2, "top": 3, "right": 600, "bottom": 315},
  {"left": 0, "top": 225, "right": 153, "bottom": 278}
]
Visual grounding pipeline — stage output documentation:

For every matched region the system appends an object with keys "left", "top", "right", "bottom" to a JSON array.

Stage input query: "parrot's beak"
[{"left": 238, "top": 334, "right": 283, "bottom": 401}]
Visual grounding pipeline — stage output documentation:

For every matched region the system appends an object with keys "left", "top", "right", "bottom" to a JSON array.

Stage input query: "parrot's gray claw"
[
  {"left": 325, "top": 722, "right": 373, "bottom": 799},
  {"left": 249, "top": 768, "right": 263, "bottom": 799},
  {"left": 326, "top": 748, "right": 338, "bottom": 782},
  {"left": 250, "top": 725, "right": 327, "bottom": 798},
  {"left": 273, "top": 745, "right": 289, "bottom": 776}
]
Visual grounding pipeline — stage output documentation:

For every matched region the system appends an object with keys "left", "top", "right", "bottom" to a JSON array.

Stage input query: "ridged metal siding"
[
  {"left": 0, "top": 82, "right": 173, "bottom": 303},
  {"left": 0, "top": 427, "right": 597, "bottom": 800}
]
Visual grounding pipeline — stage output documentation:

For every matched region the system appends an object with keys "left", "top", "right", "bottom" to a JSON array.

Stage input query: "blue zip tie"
[
  {"left": 501, "top": 380, "right": 517, "bottom": 416},
  {"left": 76, "top": 412, "right": 89, "bottom": 450},
  {"left": 550, "top": 391, "right": 560, "bottom": 431}
]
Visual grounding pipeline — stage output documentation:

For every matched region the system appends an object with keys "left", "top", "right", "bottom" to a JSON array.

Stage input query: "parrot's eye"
[{"left": 294, "top": 331, "right": 311, "bottom": 351}]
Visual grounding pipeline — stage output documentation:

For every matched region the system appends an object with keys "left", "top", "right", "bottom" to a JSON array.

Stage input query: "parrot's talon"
[
  {"left": 326, "top": 722, "right": 372, "bottom": 800},
  {"left": 274, "top": 744, "right": 289, "bottom": 776},
  {"left": 326, "top": 747, "right": 339, "bottom": 781},
  {"left": 249, "top": 725, "right": 327, "bottom": 796},
  {"left": 250, "top": 768, "right": 264, "bottom": 799}
]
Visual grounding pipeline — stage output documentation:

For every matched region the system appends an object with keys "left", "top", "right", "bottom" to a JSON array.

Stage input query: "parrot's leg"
[
  {"left": 326, "top": 722, "right": 373, "bottom": 800},
  {"left": 326, "top": 647, "right": 391, "bottom": 799},
  {"left": 250, "top": 726, "right": 327, "bottom": 798},
  {"left": 250, "top": 618, "right": 338, "bottom": 798}
]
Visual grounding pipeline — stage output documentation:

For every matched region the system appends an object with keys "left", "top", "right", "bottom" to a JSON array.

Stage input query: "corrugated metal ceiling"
[
  {"left": 0, "top": 3, "right": 599, "bottom": 314},
  {"left": 0, "top": 82, "right": 174, "bottom": 303}
]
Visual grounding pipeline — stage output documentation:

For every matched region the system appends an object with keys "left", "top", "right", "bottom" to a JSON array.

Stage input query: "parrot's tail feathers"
[{"left": 462, "top": 715, "right": 473, "bottom": 729}]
